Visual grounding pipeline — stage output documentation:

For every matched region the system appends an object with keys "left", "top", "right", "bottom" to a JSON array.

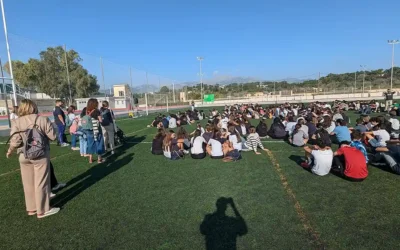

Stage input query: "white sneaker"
[
  {"left": 111, "top": 150, "right": 115, "bottom": 155},
  {"left": 61, "top": 143, "right": 70, "bottom": 147},
  {"left": 52, "top": 183, "right": 66, "bottom": 192},
  {"left": 37, "top": 207, "right": 60, "bottom": 219},
  {"left": 71, "top": 147, "right": 80, "bottom": 151},
  {"left": 50, "top": 192, "right": 56, "bottom": 199},
  {"left": 183, "top": 150, "right": 189, "bottom": 155}
]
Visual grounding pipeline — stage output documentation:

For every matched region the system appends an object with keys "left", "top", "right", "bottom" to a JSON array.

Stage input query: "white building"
[{"left": 75, "top": 96, "right": 132, "bottom": 111}]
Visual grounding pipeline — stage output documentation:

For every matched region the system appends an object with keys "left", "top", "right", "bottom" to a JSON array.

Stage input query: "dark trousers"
[
  {"left": 57, "top": 124, "right": 66, "bottom": 144},
  {"left": 50, "top": 162, "right": 58, "bottom": 189},
  {"left": 191, "top": 152, "right": 206, "bottom": 159},
  {"left": 332, "top": 155, "right": 365, "bottom": 182}
]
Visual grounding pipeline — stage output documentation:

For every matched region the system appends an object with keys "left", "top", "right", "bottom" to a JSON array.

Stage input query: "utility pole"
[
  {"left": 388, "top": 40, "right": 399, "bottom": 90},
  {"left": 354, "top": 72, "right": 357, "bottom": 91},
  {"left": 64, "top": 45, "right": 72, "bottom": 105},
  {"left": 360, "top": 65, "right": 366, "bottom": 96},
  {"left": 197, "top": 57, "right": 204, "bottom": 104},
  {"left": 0, "top": 0, "right": 17, "bottom": 105},
  {"left": 317, "top": 72, "right": 320, "bottom": 93},
  {"left": 129, "top": 67, "right": 133, "bottom": 110},
  {"left": 172, "top": 81, "right": 175, "bottom": 103},
  {"left": 100, "top": 57, "right": 106, "bottom": 97}
]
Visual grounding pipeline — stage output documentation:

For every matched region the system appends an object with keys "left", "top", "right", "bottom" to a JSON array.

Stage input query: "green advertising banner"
[{"left": 203, "top": 94, "right": 215, "bottom": 102}]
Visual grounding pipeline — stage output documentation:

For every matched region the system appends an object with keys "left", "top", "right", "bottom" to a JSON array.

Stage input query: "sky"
[{"left": 0, "top": 0, "right": 399, "bottom": 87}]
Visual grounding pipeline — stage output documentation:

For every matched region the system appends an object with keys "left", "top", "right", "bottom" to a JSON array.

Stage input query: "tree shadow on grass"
[
  {"left": 52, "top": 135, "right": 145, "bottom": 207},
  {"left": 200, "top": 197, "right": 248, "bottom": 250}
]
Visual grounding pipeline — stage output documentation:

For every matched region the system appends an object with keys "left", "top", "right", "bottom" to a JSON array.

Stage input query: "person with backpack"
[
  {"left": 82, "top": 99, "right": 105, "bottom": 164},
  {"left": 256, "top": 118, "right": 268, "bottom": 138},
  {"left": 67, "top": 105, "right": 79, "bottom": 151},
  {"left": 53, "top": 99, "right": 69, "bottom": 147},
  {"left": 6, "top": 99, "right": 60, "bottom": 219},
  {"left": 100, "top": 101, "right": 115, "bottom": 155}
]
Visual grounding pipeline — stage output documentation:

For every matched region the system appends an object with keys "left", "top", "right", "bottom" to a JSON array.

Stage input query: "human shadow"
[
  {"left": 52, "top": 135, "right": 145, "bottom": 207},
  {"left": 289, "top": 154, "right": 303, "bottom": 166},
  {"left": 200, "top": 197, "right": 248, "bottom": 250}
]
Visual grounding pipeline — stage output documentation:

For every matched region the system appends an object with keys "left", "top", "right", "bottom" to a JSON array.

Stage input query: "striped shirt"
[
  {"left": 245, "top": 133, "right": 264, "bottom": 152},
  {"left": 92, "top": 118, "right": 100, "bottom": 141}
]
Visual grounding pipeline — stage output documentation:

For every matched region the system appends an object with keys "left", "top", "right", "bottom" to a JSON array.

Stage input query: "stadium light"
[
  {"left": 388, "top": 40, "right": 400, "bottom": 90},
  {"left": 197, "top": 57, "right": 204, "bottom": 104}
]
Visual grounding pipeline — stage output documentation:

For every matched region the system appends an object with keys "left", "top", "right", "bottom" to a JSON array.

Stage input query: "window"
[
  {"left": 118, "top": 91, "right": 124, "bottom": 97},
  {"left": 121, "top": 101, "right": 125, "bottom": 105},
  {"left": 116, "top": 101, "right": 120, "bottom": 105}
]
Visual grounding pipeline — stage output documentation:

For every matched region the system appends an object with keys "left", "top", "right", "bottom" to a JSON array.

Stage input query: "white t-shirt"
[
  {"left": 373, "top": 129, "right": 390, "bottom": 146},
  {"left": 311, "top": 149, "right": 333, "bottom": 176},
  {"left": 240, "top": 125, "right": 247, "bottom": 136},
  {"left": 207, "top": 139, "right": 224, "bottom": 157},
  {"left": 292, "top": 108, "right": 298, "bottom": 116},
  {"left": 191, "top": 136, "right": 206, "bottom": 154},
  {"left": 68, "top": 113, "right": 75, "bottom": 123},
  {"left": 325, "top": 122, "right": 336, "bottom": 134},
  {"left": 220, "top": 117, "right": 229, "bottom": 130},
  {"left": 10, "top": 113, "right": 18, "bottom": 120},
  {"left": 389, "top": 118, "right": 400, "bottom": 130},
  {"left": 169, "top": 117, "right": 177, "bottom": 128},
  {"left": 229, "top": 134, "right": 242, "bottom": 151},
  {"left": 285, "top": 122, "right": 297, "bottom": 133}
]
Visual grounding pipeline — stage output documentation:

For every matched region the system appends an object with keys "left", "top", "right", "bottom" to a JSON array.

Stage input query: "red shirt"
[{"left": 336, "top": 146, "right": 368, "bottom": 179}]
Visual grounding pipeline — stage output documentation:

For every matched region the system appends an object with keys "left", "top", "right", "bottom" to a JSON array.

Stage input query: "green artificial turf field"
[{"left": 0, "top": 110, "right": 399, "bottom": 250}]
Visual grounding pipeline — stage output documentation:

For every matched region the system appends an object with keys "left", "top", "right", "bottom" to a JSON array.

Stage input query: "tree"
[
  {"left": 4, "top": 46, "right": 99, "bottom": 103},
  {"left": 159, "top": 86, "right": 170, "bottom": 93}
]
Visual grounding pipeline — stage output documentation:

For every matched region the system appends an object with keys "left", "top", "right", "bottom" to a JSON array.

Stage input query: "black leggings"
[
  {"left": 50, "top": 162, "right": 58, "bottom": 189},
  {"left": 191, "top": 152, "right": 206, "bottom": 159},
  {"left": 210, "top": 155, "right": 224, "bottom": 159}
]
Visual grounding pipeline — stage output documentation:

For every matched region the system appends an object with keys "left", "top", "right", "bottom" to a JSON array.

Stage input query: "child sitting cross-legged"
[
  {"left": 242, "top": 126, "right": 268, "bottom": 155},
  {"left": 289, "top": 123, "right": 309, "bottom": 147},
  {"left": 301, "top": 138, "right": 333, "bottom": 176}
]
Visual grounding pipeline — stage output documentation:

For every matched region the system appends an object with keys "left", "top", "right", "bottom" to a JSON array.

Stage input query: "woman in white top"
[
  {"left": 228, "top": 126, "right": 242, "bottom": 151},
  {"left": 191, "top": 129, "right": 207, "bottom": 159},
  {"left": 206, "top": 131, "right": 225, "bottom": 159},
  {"left": 10, "top": 106, "right": 18, "bottom": 120}
]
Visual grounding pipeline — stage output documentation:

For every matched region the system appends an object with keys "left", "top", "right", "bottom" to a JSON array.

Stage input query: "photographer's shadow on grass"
[
  {"left": 52, "top": 135, "right": 145, "bottom": 207},
  {"left": 200, "top": 197, "right": 248, "bottom": 250}
]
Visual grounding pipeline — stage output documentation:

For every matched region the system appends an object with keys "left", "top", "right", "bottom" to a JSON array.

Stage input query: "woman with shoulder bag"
[{"left": 6, "top": 99, "right": 60, "bottom": 219}]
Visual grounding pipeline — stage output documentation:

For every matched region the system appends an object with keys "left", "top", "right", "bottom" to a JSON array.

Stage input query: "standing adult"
[
  {"left": 53, "top": 99, "right": 68, "bottom": 147},
  {"left": 6, "top": 99, "right": 60, "bottom": 218},
  {"left": 84, "top": 98, "right": 105, "bottom": 164},
  {"left": 384, "top": 89, "right": 396, "bottom": 111},
  {"left": 100, "top": 101, "right": 115, "bottom": 155}
]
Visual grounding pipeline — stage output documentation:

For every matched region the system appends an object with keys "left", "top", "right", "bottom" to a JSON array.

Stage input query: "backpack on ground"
[
  {"left": 81, "top": 111, "right": 94, "bottom": 130},
  {"left": 223, "top": 149, "right": 242, "bottom": 162},
  {"left": 7, "top": 116, "right": 49, "bottom": 160},
  {"left": 65, "top": 115, "right": 72, "bottom": 127}
]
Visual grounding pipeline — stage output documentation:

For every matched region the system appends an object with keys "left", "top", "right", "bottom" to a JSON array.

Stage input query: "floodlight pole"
[
  {"left": 360, "top": 65, "right": 366, "bottom": 97},
  {"left": 388, "top": 40, "right": 399, "bottom": 91},
  {"left": 64, "top": 45, "right": 72, "bottom": 105},
  {"left": 197, "top": 57, "right": 204, "bottom": 104},
  {"left": 0, "top": 0, "right": 17, "bottom": 105}
]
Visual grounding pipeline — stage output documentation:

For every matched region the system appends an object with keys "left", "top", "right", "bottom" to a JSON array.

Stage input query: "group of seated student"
[
  {"left": 150, "top": 102, "right": 400, "bottom": 178},
  {"left": 151, "top": 105, "right": 275, "bottom": 161},
  {"left": 147, "top": 110, "right": 206, "bottom": 129}
]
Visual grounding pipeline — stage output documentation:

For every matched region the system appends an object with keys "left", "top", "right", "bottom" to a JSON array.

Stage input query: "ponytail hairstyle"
[{"left": 193, "top": 129, "right": 201, "bottom": 141}]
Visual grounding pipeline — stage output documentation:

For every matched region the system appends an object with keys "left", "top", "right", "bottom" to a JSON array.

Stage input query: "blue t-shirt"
[
  {"left": 333, "top": 126, "right": 351, "bottom": 142},
  {"left": 354, "top": 124, "right": 367, "bottom": 133}
]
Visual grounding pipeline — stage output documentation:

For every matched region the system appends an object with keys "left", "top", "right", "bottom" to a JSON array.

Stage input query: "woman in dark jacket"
[
  {"left": 267, "top": 117, "right": 287, "bottom": 139},
  {"left": 256, "top": 118, "right": 269, "bottom": 138}
]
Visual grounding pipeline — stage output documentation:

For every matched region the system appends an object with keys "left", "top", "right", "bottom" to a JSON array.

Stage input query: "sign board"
[{"left": 203, "top": 94, "right": 214, "bottom": 102}]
